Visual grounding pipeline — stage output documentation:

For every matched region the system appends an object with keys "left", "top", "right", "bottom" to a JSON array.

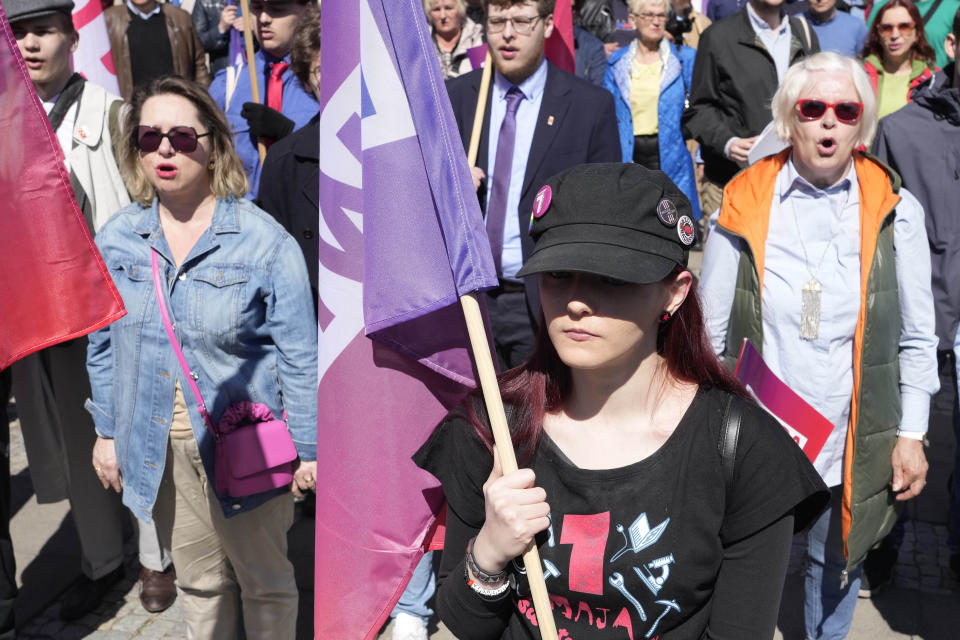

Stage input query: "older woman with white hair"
[
  {"left": 424, "top": 0, "right": 484, "bottom": 80},
  {"left": 603, "top": 0, "right": 701, "bottom": 218},
  {"left": 700, "top": 51, "right": 939, "bottom": 640}
]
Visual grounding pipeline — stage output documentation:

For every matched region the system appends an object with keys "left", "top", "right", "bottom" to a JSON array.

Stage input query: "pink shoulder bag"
[{"left": 151, "top": 250, "right": 298, "bottom": 497}]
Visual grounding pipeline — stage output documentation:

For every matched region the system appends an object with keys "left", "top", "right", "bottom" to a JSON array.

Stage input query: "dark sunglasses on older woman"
[
  {"left": 796, "top": 99, "right": 864, "bottom": 124},
  {"left": 135, "top": 126, "right": 211, "bottom": 153},
  {"left": 877, "top": 21, "right": 915, "bottom": 35}
]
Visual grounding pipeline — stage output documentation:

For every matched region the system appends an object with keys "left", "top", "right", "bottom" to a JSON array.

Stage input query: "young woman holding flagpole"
[{"left": 417, "top": 163, "right": 829, "bottom": 640}]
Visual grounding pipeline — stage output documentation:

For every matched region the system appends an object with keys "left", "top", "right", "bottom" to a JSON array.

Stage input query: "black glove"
[{"left": 240, "top": 102, "right": 295, "bottom": 140}]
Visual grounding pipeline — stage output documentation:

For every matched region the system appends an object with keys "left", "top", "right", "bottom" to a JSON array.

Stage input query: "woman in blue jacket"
[
  {"left": 604, "top": 0, "right": 701, "bottom": 218},
  {"left": 86, "top": 76, "right": 317, "bottom": 639}
]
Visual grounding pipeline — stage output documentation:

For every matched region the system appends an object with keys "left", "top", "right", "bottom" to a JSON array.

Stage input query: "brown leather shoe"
[{"left": 139, "top": 567, "right": 177, "bottom": 613}]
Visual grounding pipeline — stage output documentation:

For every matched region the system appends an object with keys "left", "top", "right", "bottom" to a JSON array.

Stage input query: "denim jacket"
[{"left": 86, "top": 197, "right": 318, "bottom": 522}]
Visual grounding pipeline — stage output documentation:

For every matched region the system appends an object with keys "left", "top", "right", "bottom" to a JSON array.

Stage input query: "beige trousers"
[{"left": 153, "top": 387, "right": 297, "bottom": 640}]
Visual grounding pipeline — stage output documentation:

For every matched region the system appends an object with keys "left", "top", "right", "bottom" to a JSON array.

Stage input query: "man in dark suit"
[{"left": 447, "top": 0, "right": 621, "bottom": 368}]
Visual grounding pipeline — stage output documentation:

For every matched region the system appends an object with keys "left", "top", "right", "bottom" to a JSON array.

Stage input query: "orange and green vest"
[{"left": 717, "top": 149, "right": 903, "bottom": 572}]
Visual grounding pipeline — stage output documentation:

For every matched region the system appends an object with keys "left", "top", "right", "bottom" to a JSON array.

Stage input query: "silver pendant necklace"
[{"left": 790, "top": 190, "right": 842, "bottom": 341}]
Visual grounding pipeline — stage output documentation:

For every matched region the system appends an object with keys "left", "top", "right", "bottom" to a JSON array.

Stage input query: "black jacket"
[
  {"left": 445, "top": 62, "right": 621, "bottom": 315},
  {"left": 257, "top": 115, "right": 319, "bottom": 316},
  {"left": 682, "top": 9, "right": 818, "bottom": 184},
  {"left": 873, "top": 65, "right": 960, "bottom": 350}
]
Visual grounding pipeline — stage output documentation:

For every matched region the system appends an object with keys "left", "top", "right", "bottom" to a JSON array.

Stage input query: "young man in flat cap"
[
  {"left": 209, "top": 0, "right": 320, "bottom": 199},
  {"left": 8, "top": 0, "right": 176, "bottom": 618},
  {"left": 446, "top": 0, "right": 621, "bottom": 368}
]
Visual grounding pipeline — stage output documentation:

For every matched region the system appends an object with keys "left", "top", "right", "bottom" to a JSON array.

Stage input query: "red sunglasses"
[
  {"left": 135, "top": 126, "right": 211, "bottom": 153},
  {"left": 796, "top": 99, "right": 864, "bottom": 124}
]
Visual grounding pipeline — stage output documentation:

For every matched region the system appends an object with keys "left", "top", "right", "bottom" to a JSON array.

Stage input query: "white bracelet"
[
  {"left": 464, "top": 563, "right": 510, "bottom": 599},
  {"left": 896, "top": 429, "right": 926, "bottom": 441},
  {"left": 468, "top": 575, "right": 510, "bottom": 598}
]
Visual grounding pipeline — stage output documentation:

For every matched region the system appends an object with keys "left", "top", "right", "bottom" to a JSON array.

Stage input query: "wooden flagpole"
[
  {"left": 239, "top": 0, "right": 267, "bottom": 164},
  {"left": 461, "top": 49, "right": 558, "bottom": 640}
]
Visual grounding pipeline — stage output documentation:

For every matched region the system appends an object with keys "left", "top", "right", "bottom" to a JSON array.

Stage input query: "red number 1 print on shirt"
[{"left": 559, "top": 512, "right": 610, "bottom": 595}]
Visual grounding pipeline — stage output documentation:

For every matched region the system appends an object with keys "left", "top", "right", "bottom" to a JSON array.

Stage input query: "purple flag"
[
  {"left": 314, "top": 0, "right": 498, "bottom": 637},
  {"left": 227, "top": 0, "right": 245, "bottom": 69}
]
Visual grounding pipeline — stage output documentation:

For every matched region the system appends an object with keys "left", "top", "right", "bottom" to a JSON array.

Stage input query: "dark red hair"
[
  {"left": 465, "top": 268, "right": 747, "bottom": 463},
  {"left": 862, "top": 0, "right": 937, "bottom": 65}
]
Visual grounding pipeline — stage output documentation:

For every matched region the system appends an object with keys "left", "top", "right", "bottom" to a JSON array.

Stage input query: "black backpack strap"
[
  {"left": 921, "top": 0, "right": 945, "bottom": 21},
  {"left": 718, "top": 394, "right": 743, "bottom": 497},
  {"left": 48, "top": 73, "right": 85, "bottom": 133}
]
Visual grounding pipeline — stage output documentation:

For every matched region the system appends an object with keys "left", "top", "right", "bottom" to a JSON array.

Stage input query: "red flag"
[
  {"left": 545, "top": 0, "right": 576, "bottom": 73},
  {"left": 0, "top": 5, "right": 125, "bottom": 370}
]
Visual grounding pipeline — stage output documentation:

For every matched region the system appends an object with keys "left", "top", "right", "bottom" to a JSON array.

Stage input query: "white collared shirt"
[
  {"left": 126, "top": 0, "right": 162, "bottom": 20},
  {"left": 746, "top": 2, "right": 791, "bottom": 83},
  {"left": 42, "top": 94, "right": 77, "bottom": 173}
]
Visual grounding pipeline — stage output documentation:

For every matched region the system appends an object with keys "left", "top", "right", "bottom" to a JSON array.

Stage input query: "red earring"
[{"left": 659, "top": 310, "right": 672, "bottom": 323}]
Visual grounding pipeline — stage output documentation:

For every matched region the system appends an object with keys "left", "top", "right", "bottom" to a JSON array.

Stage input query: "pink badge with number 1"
[{"left": 529, "top": 185, "right": 552, "bottom": 232}]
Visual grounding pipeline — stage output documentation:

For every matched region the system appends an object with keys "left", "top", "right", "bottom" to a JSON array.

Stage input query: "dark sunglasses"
[
  {"left": 135, "top": 126, "right": 211, "bottom": 153},
  {"left": 796, "top": 99, "right": 864, "bottom": 124},
  {"left": 877, "top": 21, "right": 915, "bottom": 35}
]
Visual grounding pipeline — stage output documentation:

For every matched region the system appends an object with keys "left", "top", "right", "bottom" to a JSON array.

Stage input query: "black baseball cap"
[{"left": 516, "top": 163, "right": 696, "bottom": 284}]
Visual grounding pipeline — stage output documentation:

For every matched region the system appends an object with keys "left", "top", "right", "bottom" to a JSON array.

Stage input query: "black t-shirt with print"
[{"left": 414, "top": 386, "right": 829, "bottom": 640}]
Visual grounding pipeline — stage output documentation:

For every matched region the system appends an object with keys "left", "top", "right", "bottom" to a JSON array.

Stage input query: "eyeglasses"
[
  {"left": 877, "top": 21, "right": 915, "bottom": 36},
  {"left": 632, "top": 12, "right": 668, "bottom": 22},
  {"left": 310, "top": 66, "right": 322, "bottom": 86},
  {"left": 487, "top": 15, "right": 542, "bottom": 35},
  {"left": 135, "top": 126, "right": 211, "bottom": 153},
  {"left": 796, "top": 99, "right": 864, "bottom": 124}
]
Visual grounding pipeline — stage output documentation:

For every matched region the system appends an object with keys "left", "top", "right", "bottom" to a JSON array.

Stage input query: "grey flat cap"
[{"left": 4, "top": 0, "right": 75, "bottom": 23}]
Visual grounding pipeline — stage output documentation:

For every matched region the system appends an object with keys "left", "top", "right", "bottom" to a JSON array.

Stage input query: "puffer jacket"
[{"left": 604, "top": 39, "right": 701, "bottom": 218}]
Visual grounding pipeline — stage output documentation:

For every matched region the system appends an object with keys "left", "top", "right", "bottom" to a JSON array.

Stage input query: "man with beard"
[
  {"left": 446, "top": 0, "right": 620, "bottom": 368},
  {"left": 683, "top": 0, "right": 819, "bottom": 215}
]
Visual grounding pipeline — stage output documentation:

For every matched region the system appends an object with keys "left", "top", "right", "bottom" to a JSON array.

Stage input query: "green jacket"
[{"left": 717, "top": 150, "right": 903, "bottom": 572}]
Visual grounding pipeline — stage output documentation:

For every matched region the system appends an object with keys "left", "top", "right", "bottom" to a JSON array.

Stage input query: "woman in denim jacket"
[{"left": 85, "top": 76, "right": 317, "bottom": 639}]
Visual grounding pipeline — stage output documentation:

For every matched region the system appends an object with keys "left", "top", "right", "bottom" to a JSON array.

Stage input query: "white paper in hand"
[{"left": 747, "top": 121, "right": 790, "bottom": 165}]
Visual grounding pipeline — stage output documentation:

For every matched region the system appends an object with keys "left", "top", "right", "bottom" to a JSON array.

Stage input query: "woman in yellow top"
[
  {"left": 603, "top": 0, "right": 700, "bottom": 218},
  {"left": 862, "top": 0, "right": 938, "bottom": 119}
]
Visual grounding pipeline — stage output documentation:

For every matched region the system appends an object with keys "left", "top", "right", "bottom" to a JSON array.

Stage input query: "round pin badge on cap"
[
  {"left": 529, "top": 185, "right": 553, "bottom": 232},
  {"left": 657, "top": 198, "right": 678, "bottom": 227},
  {"left": 533, "top": 185, "right": 552, "bottom": 218},
  {"left": 677, "top": 215, "right": 695, "bottom": 246}
]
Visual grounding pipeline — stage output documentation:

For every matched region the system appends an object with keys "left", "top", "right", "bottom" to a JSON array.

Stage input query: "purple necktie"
[{"left": 486, "top": 86, "right": 524, "bottom": 276}]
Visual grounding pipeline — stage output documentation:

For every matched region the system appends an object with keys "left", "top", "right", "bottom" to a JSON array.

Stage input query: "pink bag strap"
[{"left": 151, "top": 250, "right": 219, "bottom": 441}]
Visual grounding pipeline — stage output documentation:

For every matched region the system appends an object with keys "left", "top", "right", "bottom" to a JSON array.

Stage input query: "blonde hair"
[
  {"left": 118, "top": 76, "right": 248, "bottom": 205},
  {"left": 771, "top": 52, "right": 878, "bottom": 148},
  {"left": 423, "top": 0, "right": 467, "bottom": 18},
  {"left": 628, "top": 0, "right": 670, "bottom": 16}
]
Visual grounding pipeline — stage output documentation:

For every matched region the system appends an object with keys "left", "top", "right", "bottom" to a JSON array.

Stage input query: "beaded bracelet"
[{"left": 464, "top": 562, "right": 511, "bottom": 599}]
